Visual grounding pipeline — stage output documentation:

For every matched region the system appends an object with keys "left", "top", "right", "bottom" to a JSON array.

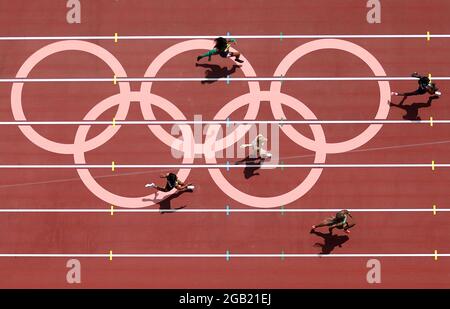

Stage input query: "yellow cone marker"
[
  {"left": 114, "top": 32, "right": 118, "bottom": 43},
  {"left": 112, "top": 161, "right": 115, "bottom": 172},
  {"left": 430, "top": 116, "right": 433, "bottom": 127},
  {"left": 434, "top": 250, "right": 438, "bottom": 261},
  {"left": 432, "top": 160, "right": 435, "bottom": 171},
  {"left": 109, "top": 250, "right": 113, "bottom": 261},
  {"left": 426, "top": 31, "right": 430, "bottom": 41},
  {"left": 432, "top": 204, "right": 437, "bottom": 215}
]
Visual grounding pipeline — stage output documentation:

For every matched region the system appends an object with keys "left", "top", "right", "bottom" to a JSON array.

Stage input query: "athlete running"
[
  {"left": 310, "top": 210, "right": 355, "bottom": 235},
  {"left": 196, "top": 37, "right": 244, "bottom": 63},
  {"left": 145, "top": 173, "right": 194, "bottom": 192},
  {"left": 391, "top": 72, "right": 442, "bottom": 99}
]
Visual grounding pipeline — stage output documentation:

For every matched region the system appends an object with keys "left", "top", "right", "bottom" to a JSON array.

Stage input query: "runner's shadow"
[
  {"left": 310, "top": 230, "right": 349, "bottom": 255},
  {"left": 142, "top": 190, "right": 191, "bottom": 214},
  {"left": 235, "top": 156, "right": 265, "bottom": 179},
  {"left": 389, "top": 95, "right": 438, "bottom": 120},
  {"left": 195, "top": 63, "right": 241, "bottom": 84}
]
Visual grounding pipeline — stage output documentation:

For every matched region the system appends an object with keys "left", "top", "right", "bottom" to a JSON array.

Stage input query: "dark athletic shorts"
[
  {"left": 415, "top": 87, "right": 428, "bottom": 95},
  {"left": 165, "top": 182, "right": 175, "bottom": 191},
  {"left": 418, "top": 76, "right": 430, "bottom": 88},
  {"left": 219, "top": 50, "right": 230, "bottom": 58},
  {"left": 165, "top": 174, "right": 178, "bottom": 191}
]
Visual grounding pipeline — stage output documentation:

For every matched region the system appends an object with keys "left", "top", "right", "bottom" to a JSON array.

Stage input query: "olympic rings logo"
[{"left": 11, "top": 39, "right": 390, "bottom": 209}]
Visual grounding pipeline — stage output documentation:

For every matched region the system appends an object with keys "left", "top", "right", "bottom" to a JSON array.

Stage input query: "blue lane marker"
[
  {"left": 281, "top": 160, "right": 284, "bottom": 171},
  {"left": 281, "top": 250, "right": 285, "bottom": 261},
  {"left": 226, "top": 117, "right": 230, "bottom": 128},
  {"left": 280, "top": 74, "right": 284, "bottom": 84},
  {"left": 226, "top": 75, "right": 230, "bottom": 85},
  {"left": 226, "top": 31, "right": 231, "bottom": 38},
  {"left": 226, "top": 205, "right": 230, "bottom": 215},
  {"left": 226, "top": 161, "right": 230, "bottom": 172},
  {"left": 226, "top": 250, "right": 230, "bottom": 261},
  {"left": 281, "top": 205, "right": 285, "bottom": 216},
  {"left": 280, "top": 32, "right": 283, "bottom": 41}
]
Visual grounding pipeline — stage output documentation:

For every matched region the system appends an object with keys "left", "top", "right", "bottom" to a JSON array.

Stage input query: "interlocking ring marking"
[
  {"left": 204, "top": 90, "right": 327, "bottom": 208},
  {"left": 11, "top": 40, "right": 131, "bottom": 154},
  {"left": 11, "top": 39, "right": 390, "bottom": 208},
  {"left": 139, "top": 39, "right": 261, "bottom": 154},
  {"left": 270, "top": 39, "right": 391, "bottom": 153}
]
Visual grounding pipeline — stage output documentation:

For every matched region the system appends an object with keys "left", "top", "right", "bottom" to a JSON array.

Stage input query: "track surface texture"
[{"left": 0, "top": 0, "right": 449, "bottom": 288}]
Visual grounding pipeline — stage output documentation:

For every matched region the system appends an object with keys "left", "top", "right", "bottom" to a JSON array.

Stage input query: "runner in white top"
[{"left": 240, "top": 134, "right": 272, "bottom": 159}]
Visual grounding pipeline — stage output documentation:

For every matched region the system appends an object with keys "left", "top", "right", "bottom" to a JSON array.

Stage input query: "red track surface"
[{"left": 0, "top": 0, "right": 450, "bottom": 288}]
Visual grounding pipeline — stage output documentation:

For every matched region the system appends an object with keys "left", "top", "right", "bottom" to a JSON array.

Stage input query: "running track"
[{"left": 0, "top": 0, "right": 449, "bottom": 288}]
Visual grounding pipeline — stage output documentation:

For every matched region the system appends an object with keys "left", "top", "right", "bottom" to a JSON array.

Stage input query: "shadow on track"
[
  {"left": 389, "top": 95, "right": 439, "bottom": 120},
  {"left": 142, "top": 190, "right": 191, "bottom": 214},
  {"left": 310, "top": 230, "right": 349, "bottom": 254},
  {"left": 235, "top": 156, "right": 266, "bottom": 179},
  {"left": 195, "top": 63, "right": 241, "bottom": 84}
]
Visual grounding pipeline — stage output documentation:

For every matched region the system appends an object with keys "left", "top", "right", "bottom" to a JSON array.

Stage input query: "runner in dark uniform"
[
  {"left": 310, "top": 210, "right": 355, "bottom": 234},
  {"left": 196, "top": 37, "right": 244, "bottom": 63},
  {"left": 145, "top": 173, "right": 194, "bottom": 192},
  {"left": 391, "top": 72, "right": 441, "bottom": 98}
]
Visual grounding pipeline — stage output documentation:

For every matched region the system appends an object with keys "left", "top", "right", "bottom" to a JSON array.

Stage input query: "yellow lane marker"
[
  {"left": 112, "top": 161, "right": 115, "bottom": 172},
  {"left": 114, "top": 32, "right": 118, "bottom": 43},
  {"left": 110, "top": 205, "right": 114, "bottom": 216},
  {"left": 428, "top": 73, "right": 432, "bottom": 81},
  {"left": 434, "top": 250, "right": 438, "bottom": 261},
  {"left": 430, "top": 116, "right": 433, "bottom": 127},
  {"left": 432, "top": 204, "right": 437, "bottom": 215},
  {"left": 113, "top": 75, "right": 117, "bottom": 85},
  {"left": 431, "top": 160, "right": 435, "bottom": 171},
  {"left": 426, "top": 31, "right": 431, "bottom": 41},
  {"left": 112, "top": 118, "right": 116, "bottom": 127},
  {"left": 109, "top": 250, "right": 113, "bottom": 261}
]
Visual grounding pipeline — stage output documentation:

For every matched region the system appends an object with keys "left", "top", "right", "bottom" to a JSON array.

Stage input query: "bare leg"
[
  {"left": 344, "top": 223, "right": 356, "bottom": 230},
  {"left": 397, "top": 88, "right": 425, "bottom": 98},
  {"left": 313, "top": 222, "right": 333, "bottom": 228},
  {"left": 154, "top": 185, "right": 170, "bottom": 192},
  {"left": 176, "top": 181, "right": 194, "bottom": 191},
  {"left": 311, "top": 218, "right": 334, "bottom": 230}
]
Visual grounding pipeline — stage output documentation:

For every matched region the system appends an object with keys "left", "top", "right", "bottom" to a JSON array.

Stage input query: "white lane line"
[
  {"left": 0, "top": 208, "right": 447, "bottom": 213},
  {"left": 1, "top": 140, "right": 449, "bottom": 190},
  {"left": 0, "top": 253, "right": 447, "bottom": 258},
  {"left": 0, "top": 163, "right": 446, "bottom": 169},
  {"left": 1, "top": 120, "right": 449, "bottom": 125},
  {"left": 1, "top": 34, "right": 450, "bottom": 41},
  {"left": 1, "top": 76, "right": 450, "bottom": 83}
]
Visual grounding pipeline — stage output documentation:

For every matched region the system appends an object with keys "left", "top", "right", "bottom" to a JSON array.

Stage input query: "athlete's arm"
[{"left": 341, "top": 209, "right": 352, "bottom": 218}]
